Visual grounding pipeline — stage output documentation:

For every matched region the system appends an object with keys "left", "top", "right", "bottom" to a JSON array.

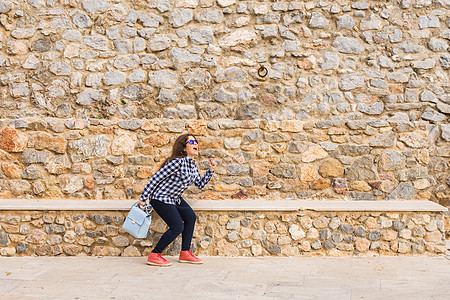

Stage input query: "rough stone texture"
[
  {"left": 0, "top": 115, "right": 446, "bottom": 201},
  {"left": 0, "top": 210, "right": 445, "bottom": 257},
  {"left": 338, "top": 74, "right": 365, "bottom": 91},
  {"left": 386, "top": 183, "right": 414, "bottom": 200},
  {"left": 0, "top": 1, "right": 448, "bottom": 206},
  {"left": 346, "top": 156, "right": 378, "bottom": 181},
  {"left": 69, "top": 136, "right": 111, "bottom": 163},
  {"left": 333, "top": 37, "right": 364, "bottom": 54},
  {"left": 0, "top": 128, "right": 28, "bottom": 152}
]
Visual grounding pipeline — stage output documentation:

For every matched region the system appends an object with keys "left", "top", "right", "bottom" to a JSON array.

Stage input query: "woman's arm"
[
  {"left": 139, "top": 159, "right": 182, "bottom": 203},
  {"left": 193, "top": 168, "right": 214, "bottom": 189},
  {"left": 193, "top": 159, "right": 216, "bottom": 189}
]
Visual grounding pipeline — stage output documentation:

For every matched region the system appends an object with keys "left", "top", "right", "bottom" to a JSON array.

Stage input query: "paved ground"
[{"left": 0, "top": 256, "right": 449, "bottom": 300}]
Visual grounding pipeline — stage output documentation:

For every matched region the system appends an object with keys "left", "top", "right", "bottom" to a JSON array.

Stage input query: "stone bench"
[{"left": 0, "top": 199, "right": 448, "bottom": 257}]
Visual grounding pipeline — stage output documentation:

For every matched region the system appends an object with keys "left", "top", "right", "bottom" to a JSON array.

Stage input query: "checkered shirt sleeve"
[{"left": 194, "top": 167, "right": 214, "bottom": 190}]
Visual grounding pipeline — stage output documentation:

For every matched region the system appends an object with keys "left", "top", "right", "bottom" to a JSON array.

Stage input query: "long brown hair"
[{"left": 161, "top": 133, "right": 197, "bottom": 167}]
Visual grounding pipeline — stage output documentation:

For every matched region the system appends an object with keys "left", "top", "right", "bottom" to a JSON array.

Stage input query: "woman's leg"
[
  {"left": 176, "top": 198, "right": 197, "bottom": 251},
  {"left": 150, "top": 200, "right": 184, "bottom": 253}
]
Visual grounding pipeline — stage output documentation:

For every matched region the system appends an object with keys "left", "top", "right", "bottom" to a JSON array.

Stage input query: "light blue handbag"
[{"left": 122, "top": 202, "right": 153, "bottom": 239}]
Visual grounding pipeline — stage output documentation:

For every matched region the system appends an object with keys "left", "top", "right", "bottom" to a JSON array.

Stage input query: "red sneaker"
[
  {"left": 179, "top": 250, "right": 203, "bottom": 264},
  {"left": 147, "top": 253, "right": 172, "bottom": 266}
]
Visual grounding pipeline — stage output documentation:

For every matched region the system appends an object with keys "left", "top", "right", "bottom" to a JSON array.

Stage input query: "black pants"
[{"left": 150, "top": 198, "right": 196, "bottom": 253}]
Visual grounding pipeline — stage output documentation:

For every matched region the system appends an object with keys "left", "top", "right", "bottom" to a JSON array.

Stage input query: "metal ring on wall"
[{"left": 258, "top": 66, "right": 268, "bottom": 78}]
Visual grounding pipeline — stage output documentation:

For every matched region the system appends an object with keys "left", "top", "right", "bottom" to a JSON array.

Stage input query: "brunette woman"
[{"left": 139, "top": 133, "right": 216, "bottom": 266}]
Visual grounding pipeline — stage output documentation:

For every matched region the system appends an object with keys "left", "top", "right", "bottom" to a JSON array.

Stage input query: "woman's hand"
[
  {"left": 138, "top": 200, "right": 147, "bottom": 208},
  {"left": 209, "top": 158, "right": 217, "bottom": 171}
]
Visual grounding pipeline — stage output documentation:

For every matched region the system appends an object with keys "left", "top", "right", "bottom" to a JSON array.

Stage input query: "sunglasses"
[{"left": 186, "top": 139, "right": 198, "bottom": 145}]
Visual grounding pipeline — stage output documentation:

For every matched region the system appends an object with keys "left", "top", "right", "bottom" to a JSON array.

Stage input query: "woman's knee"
[
  {"left": 185, "top": 211, "right": 196, "bottom": 224},
  {"left": 170, "top": 222, "right": 184, "bottom": 235}
]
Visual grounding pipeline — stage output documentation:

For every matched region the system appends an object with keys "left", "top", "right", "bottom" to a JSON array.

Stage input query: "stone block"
[
  {"left": 0, "top": 128, "right": 28, "bottom": 153},
  {"left": 333, "top": 38, "right": 364, "bottom": 54}
]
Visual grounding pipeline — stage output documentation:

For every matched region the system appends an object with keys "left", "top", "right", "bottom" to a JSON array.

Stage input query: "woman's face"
[{"left": 185, "top": 135, "right": 199, "bottom": 158}]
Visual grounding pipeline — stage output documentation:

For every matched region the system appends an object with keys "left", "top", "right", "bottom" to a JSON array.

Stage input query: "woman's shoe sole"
[
  {"left": 147, "top": 261, "right": 172, "bottom": 266},
  {"left": 178, "top": 260, "right": 203, "bottom": 264}
]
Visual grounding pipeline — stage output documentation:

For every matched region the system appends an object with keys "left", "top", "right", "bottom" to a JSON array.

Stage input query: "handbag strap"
[{"left": 133, "top": 201, "right": 153, "bottom": 214}]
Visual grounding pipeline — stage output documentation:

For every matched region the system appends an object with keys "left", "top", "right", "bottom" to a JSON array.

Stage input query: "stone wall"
[
  {"left": 0, "top": 0, "right": 449, "bottom": 204},
  {"left": 0, "top": 117, "right": 448, "bottom": 202},
  {"left": 0, "top": 209, "right": 447, "bottom": 257}
]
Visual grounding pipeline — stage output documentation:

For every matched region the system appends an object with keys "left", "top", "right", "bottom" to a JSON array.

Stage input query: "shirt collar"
[{"left": 185, "top": 155, "right": 195, "bottom": 166}]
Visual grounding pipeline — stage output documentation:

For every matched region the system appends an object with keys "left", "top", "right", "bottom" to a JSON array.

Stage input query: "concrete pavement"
[{"left": 0, "top": 256, "right": 449, "bottom": 300}]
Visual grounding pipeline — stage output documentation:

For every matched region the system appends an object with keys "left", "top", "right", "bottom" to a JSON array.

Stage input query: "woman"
[{"left": 139, "top": 133, "right": 217, "bottom": 266}]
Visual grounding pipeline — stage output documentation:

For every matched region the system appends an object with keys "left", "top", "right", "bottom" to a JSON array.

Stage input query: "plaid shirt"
[{"left": 139, "top": 156, "right": 214, "bottom": 205}]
